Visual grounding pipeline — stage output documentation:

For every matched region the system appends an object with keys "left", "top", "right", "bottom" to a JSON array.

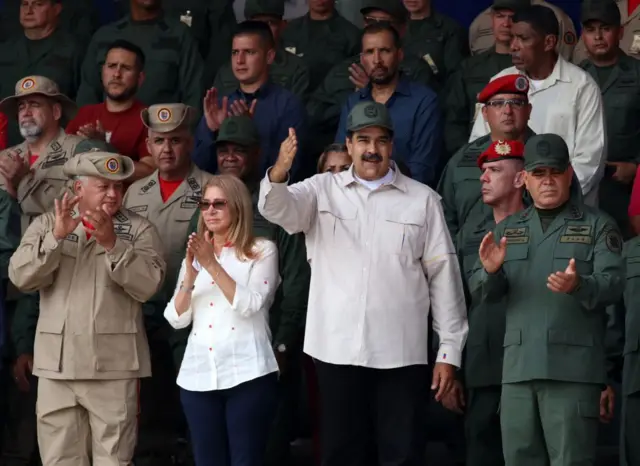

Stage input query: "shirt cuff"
[
  {"left": 42, "top": 230, "right": 62, "bottom": 252},
  {"left": 436, "top": 344, "right": 462, "bottom": 368},
  {"left": 105, "top": 237, "right": 128, "bottom": 264},
  {"left": 163, "top": 300, "right": 193, "bottom": 329},
  {"left": 231, "top": 284, "right": 258, "bottom": 318}
]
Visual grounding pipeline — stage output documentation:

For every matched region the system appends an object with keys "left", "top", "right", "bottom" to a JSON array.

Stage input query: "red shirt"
[
  {"left": 29, "top": 154, "right": 39, "bottom": 167},
  {"left": 82, "top": 219, "right": 95, "bottom": 240},
  {"left": 631, "top": 0, "right": 640, "bottom": 15},
  {"left": 158, "top": 177, "right": 183, "bottom": 202},
  {"left": 0, "top": 113, "right": 7, "bottom": 151},
  {"left": 66, "top": 101, "right": 150, "bottom": 161}
]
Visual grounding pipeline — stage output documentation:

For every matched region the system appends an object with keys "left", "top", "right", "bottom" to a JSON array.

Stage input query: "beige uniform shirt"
[
  {"left": 8, "top": 208, "right": 166, "bottom": 380},
  {"left": 0, "top": 129, "right": 83, "bottom": 230},
  {"left": 573, "top": 2, "right": 640, "bottom": 64},
  {"left": 469, "top": 0, "right": 577, "bottom": 61},
  {"left": 258, "top": 166, "right": 469, "bottom": 369},
  {"left": 123, "top": 164, "right": 213, "bottom": 278}
]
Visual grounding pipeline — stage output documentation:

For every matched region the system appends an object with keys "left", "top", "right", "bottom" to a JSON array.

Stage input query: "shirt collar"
[
  {"left": 358, "top": 75, "right": 412, "bottom": 99},
  {"left": 234, "top": 80, "right": 274, "bottom": 100},
  {"left": 522, "top": 55, "right": 571, "bottom": 88},
  {"left": 340, "top": 161, "right": 408, "bottom": 192}
]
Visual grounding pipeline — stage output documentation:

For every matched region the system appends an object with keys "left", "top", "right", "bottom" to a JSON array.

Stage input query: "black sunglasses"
[{"left": 198, "top": 199, "right": 228, "bottom": 211}]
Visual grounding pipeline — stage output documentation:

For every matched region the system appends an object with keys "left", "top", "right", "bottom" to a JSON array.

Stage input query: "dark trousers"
[
  {"left": 180, "top": 373, "right": 278, "bottom": 466},
  {"left": 1, "top": 373, "right": 39, "bottom": 466},
  {"left": 622, "top": 393, "right": 640, "bottom": 466},
  {"left": 465, "top": 386, "right": 503, "bottom": 466},
  {"left": 314, "top": 360, "right": 429, "bottom": 466}
]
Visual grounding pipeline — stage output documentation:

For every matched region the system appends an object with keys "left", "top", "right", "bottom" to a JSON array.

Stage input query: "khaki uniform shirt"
[
  {"left": 258, "top": 165, "right": 468, "bottom": 369},
  {"left": 8, "top": 208, "right": 166, "bottom": 380},
  {"left": 469, "top": 0, "right": 577, "bottom": 61},
  {"left": 123, "top": 164, "right": 213, "bottom": 278},
  {"left": 0, "top": 130, "right": 83, "bottom": 232}
]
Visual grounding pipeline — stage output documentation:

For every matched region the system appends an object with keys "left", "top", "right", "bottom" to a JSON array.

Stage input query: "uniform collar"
[{"left": 514, "top": 201, "right": 583, "bottom": 223}]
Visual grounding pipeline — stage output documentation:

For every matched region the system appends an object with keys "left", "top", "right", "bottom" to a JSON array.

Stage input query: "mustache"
[{"left": 361, "top": 153, "right": 383, "bottom": 163}]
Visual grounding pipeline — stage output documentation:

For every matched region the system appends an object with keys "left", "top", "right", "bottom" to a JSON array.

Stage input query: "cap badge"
[
  {"left": 495, "top": 141, "right": 512, "bottom": 155},
  {"left": 21, "top": 78, "right": 35, "bottom": 90},
  {"left": 536, "top": 140, "right": 551, "bottom": 157},
  {"left": 157, "top": 108, "right": 172, "bottom": 123},
  {"left": 105, "top": 157, "right": 120, "bottom": 174},
  {"left": 364, "top": 105, "right": 378, "bottom": 118},
  {"left": 226, "top": 121, "right": 238, "bottom": 134},
  {"left": 515, "top": 76, "right": 528, "bottom": 91}
]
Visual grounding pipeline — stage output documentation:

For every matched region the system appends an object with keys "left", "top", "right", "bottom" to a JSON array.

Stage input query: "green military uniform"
[
  {"left": 621, "top": 237, "right": 640, "bottom": 466},
  {"left": 281, "top": 9, "right": 361, "bottom": 91},
  {"left": 579, "top": 2, "right": 640, "bottom": 240},
  {"left": 444, "top": 49, "right": 513, "bottom": 155},
  {"left": 469, "top": 134, "right": 625, "bottom": 466},
  {"left": 76, "top": 15, "right": 205, "bottom": 116},
  {"left": 403, "top": 9, "right": 469, "bottom": 87}
]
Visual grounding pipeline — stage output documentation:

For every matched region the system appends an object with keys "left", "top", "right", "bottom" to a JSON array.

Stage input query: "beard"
[
  {"left": 19, "top": 121, "right": 43, "bottom": 142},
  {"left": 369, "top": 66, "right": 396, "bottom": 85},
  {"left": 105, "top": 83, "right": 138, "bottom": 102}
]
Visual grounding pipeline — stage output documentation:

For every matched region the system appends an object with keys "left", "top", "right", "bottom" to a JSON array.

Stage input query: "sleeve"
[
  {"left": 192, "top": 116, "right": 218, "bottom": 174},
  {"left": 408, "top": 94, "right": 442, "bottom": 187},
  {"left": 442, "top": 23, "right": 470, "bottom": 79},
  {"left": 276, "top": 96, "right": 308, "bottom": 181},
  {"left": 0, "top": 113, "right": 7, "bottom": 150},
  {"left": 334, "top": 100, "right": 350, "bottom": 144},
  {"left": 604, "top": 301, "right": 625, "bottom": 385},
  {"left": 571, "top": 79, "right": 606, "bottom": 196},
  {"left": 105, "top": 222, "right": 167, "bottom": 302},
  {"left": 290, "top": 63, "right": 311, "bottom": 103},
  {"left": 467, "top": 223, "right": 510, "bottom": 303},
  {"left": 163, "top": 259, "right": 193, "bottom": 330},
  {"left": 629, "top": 166, "right": 640, "bottom": 216},
  {"left": 11, "top": 292, "right": 39, "bottom": 356},
  {"left": 569, "top": 221, "right": 625, "bottom": 310},
  {"left": 436, "top": 152, "right": 462, "bottom": 243},
  {"left": 443, "top": 67, "right": 473, "bottom": 155},
  {"left": 421, "top": 195, "right": 469, "bottom": 367},
  {"left": 75, "top": 32, "right": 104, "bottom": 106},
  {"left": 272, "top": 229, "right": 310, "bottom": 348},
  {"left": 230, "top": 240, "right": 281, "bottom": 318},
  {"left": 258, "top": 172, "right": 319, "bottom": 235},
  {"left": 0, "top": 192, "right": 21, "bottom": 279},
  {"left": 179, "top": 32, "right": 205, "bottom": 118},
  {"left": 8, "top": 215, "right": 63, "bottom": 293}
]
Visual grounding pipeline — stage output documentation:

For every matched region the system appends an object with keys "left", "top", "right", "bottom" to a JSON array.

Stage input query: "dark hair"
[
  {"left": 513, "top": 5, "right": 559, "bottom": 37},
  {"left": 106, "top": 40, "right": 146, "bottom": 70},
  {"left": 317, "top": 143, "right": 350, "bottom": 172},
  {"left": 362, "top": 23, "right": 402, "bottom": 49},
  {"left": 234, "top": 20, "right": 275, "bottom": 50}
]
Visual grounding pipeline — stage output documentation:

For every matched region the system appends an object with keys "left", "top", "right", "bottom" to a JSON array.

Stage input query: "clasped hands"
[
  {"left": 479, "top": 231, "right": 579, "bottom": 293},
  {"left": 53, "top": 193, "right": 117, "bottom": 250}
]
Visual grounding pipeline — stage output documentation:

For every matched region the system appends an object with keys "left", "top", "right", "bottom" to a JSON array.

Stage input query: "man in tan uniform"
[
  {"left": 0, "top": 75, "right": 83, "bottom": 229},
  {"left": 123, "top": 103, "right": 212, "bottom": 464},
  {"left": 8, "top": 151, "right": 166, "bottom": 466},
  {"left": 469, "top": 0, "right": 578, "bottom": 61}
]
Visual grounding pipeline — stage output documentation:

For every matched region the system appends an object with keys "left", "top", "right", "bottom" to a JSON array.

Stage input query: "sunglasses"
[
  {"left": 485, "top": 99, "right": 528, "bottom": 109},
  {"left": 198, "top": 199, "right": 228, "bottom": 211}
]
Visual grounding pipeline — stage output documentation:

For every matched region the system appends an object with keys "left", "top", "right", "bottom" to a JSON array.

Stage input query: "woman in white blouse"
[{"left": 164, "top": 175, "right": 280, "bottom": 466}]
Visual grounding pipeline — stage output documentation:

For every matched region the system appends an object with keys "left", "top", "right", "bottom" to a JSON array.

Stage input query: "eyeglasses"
[
  {"left": 485, "top": 99, "right": 528, "bottom": 109},
  {"left": 198, "top": 199, "right": 228, "bottom": 212}
]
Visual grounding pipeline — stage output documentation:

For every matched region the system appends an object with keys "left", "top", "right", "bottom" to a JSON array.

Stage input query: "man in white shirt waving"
[
  {"left": 468, "top": 5, "right": 606, "bottom": 206},
  {"left": 258, "top": 101, "right": 468, "bottom": 466}
]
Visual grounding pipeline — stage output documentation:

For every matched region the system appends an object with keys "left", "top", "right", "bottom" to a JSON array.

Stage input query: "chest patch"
[{"left": 503, "top": 227, "right": 529, "bottom": 244}]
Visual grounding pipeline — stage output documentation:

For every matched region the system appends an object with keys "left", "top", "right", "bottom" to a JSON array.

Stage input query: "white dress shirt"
[
  {"left": 164, "top": 239, "right": 281, "bottom": 391},
  {"left": 258, "top": 165, "right": 469, "bottom": 369},
  {"left": 468, "top": 56, "right": 606, "bottom": 203}
]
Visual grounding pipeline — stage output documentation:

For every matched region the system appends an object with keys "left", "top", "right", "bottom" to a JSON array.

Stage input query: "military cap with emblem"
[
  {"left": 244, "top": 0, "right": 285, "bottom": 19},
  {"left": 72, "top": 138, "right": 118, "bottom": 157},
  {"left": 0, "top": 75, "right": 76, "bottom": 118},
  {"left": 492, "top": 0, "right": 531, "bottom": 10},
  {"left": 523, "top": 133, "right": 570, "bottom": 172},
  {"left": 580, "top": 0, "right": 621, "bottom": 26},
  {"left": 346, "top": 101, "right": 394, "bottom": 135},
  {"left": 360, "top": 0, "right": 409, "bottom": 23},
  {"left": 63, "top": 151, "right": 135, "bottom": 181},
  {"left": 477, "top": 139, "right": 525, "bottom": 168},
  {"left": 216, "top": 115, "right": 260, "bottom": 148},
  {"left": 477, "top": 74, "right": 530, "bottom": 103},
  {"left": 141, "top": 103, "right": 195, "bottom": 133}
]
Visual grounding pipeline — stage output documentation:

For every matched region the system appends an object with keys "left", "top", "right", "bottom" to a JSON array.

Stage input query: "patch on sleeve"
[
  {"left": 564, "top": 31, "right": 576, "bottom": 45},
  {"left": 604, "top": 226, "right": 622, "bottom": 254}
]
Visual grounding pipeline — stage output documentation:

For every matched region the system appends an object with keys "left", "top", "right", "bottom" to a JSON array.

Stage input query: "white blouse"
[{"left": 164, "top": 239, "right": 281, "bottom": 391}]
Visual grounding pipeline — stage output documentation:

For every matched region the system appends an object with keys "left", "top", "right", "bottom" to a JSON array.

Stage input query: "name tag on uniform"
[
  {"left": 180, "top": 10, "right": 193, "bottom": 27},
  {"left": 631, "top": 32, "right": 640, "bottom": 54},
  {"left": 422, "top": 54, "right": 439, "bottom": 74},
  {"left": 560, "top": 225, "right": 593, "bottom": 244},
  {"left": 503, "top": 227, "right": 529, "bottom": 244}
]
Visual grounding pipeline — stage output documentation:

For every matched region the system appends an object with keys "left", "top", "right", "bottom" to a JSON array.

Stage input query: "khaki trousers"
[{"left": 36, "top": 377, "right": 139, "bottom": 466}]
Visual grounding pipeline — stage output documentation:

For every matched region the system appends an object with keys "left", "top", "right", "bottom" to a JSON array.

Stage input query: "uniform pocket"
[{"left": 33, "top": 317, "right": 64, "bottom": 372}]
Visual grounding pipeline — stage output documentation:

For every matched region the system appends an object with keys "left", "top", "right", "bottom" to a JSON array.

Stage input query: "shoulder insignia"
[
  {"left": 187, "top": 176, "right": 199, "bottom": 192},
  {"left": 127, "top": 205, "right": 148, "bottom": 213},
  {"left": 50, "top": 141, "right": 62, "bottom": 153},
  {"left": 114, "top": 211, "right": 130, "bottom": 224},
  {"left": 140, "top": 179, "right": 157, "bottom": 194},
  {"left": 65, "top": 233, "right": 79, "bottom": 243}
]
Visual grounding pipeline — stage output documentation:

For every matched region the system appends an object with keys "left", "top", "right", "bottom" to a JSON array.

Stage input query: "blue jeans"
[{"left": 180, "top": 373, "right": 278, "bottom": 466}]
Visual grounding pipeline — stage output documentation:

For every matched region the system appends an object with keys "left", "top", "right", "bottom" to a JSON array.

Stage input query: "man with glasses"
[{"left": 468, "top": 5, "right": 605, "bottom": 207}]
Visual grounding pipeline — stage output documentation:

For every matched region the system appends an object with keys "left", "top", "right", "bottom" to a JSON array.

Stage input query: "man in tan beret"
[
  {"left": 123, "top": 103, "right": 212, "bottom": 463},
  {"left": 8, "top": 151, "right": 166, "bottom": 466},
  {"left": 0, "top": 75, "right": 84, "bottom": 231}
]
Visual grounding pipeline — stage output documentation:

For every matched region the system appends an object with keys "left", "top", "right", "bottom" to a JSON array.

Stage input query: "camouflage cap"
[
  {"left": 244, "top": 0, "right": 285, "bottom": 19},
  {"left": 360, "top": 0, "right": 409, "bottom": 22},
  {"left": 141, "top": 103, "right": 195, "bottom": 133},
  {"left": 0, "top": 75, "right": 76, "bottom": 118},
  {"left": 523, "top": 134, "right": 570, "bottom": 172},
  {"left": 346, "top": 101, "right": 394, "bottom": 135},
  {"left": 492, "top": 0, "right": 531, "bottom": 10},
  {"left": 63, "top": 151, "right": 135, "bottom": 182},
  {"left": 72, "top": 138, "right": 118, "bottom": 157},
  {"left": 216, "top": 115, "right": 260, "bottom": 147},
  {"left": 581, "top": 0, "right": 621, "bottom": 25}
]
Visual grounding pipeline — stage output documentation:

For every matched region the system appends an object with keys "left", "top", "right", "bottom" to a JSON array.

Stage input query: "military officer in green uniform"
[
  {"left": 213, "top": 0, "right": 310, "bottom": 102},
  {"left": 579, "top": 0, "right": 640, "bottom": 240},
  {"left": 402, "top": 0, "right": 469, "bottom": 87},
  {"left": 438, "top": 74, "right": 533, "bottom": 247},
  {"left": 76, "top": 0, "right": 205, "bottom": 117},
  {"left": 449, "top": 139, "right": 527, "bottom": 466},
  {"left": 306, "top": 0, "right": 438, "bottom": 157},
  {"left": 172, "top": 116, "right": 310, "bottom": 466},
  {"left": 469, "top": 133, "right": 625, "bottom": 466},
  {"left": 444, "top": 0, "right": 526, "bottom": 155},
  {"left": 281, "top": 0, "right": 361, "bottom": 91}
]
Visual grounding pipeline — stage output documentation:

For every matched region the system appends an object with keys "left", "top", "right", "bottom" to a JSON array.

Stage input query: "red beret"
[
  {"left": 477, "top": 140, "right": 525, "bottom": 168},
  {"left": 477, "top": 74, "right": 529, "bottom": 103}
]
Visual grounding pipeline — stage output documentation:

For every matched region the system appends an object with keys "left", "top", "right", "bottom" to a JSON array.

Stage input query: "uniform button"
[
  {"left": 264, "top": 280, "right": 268, "bottom": 284},
  {"left": 211, "top": 281, "right": 215, "bottom": 285},
  {"left": 210, "top": 302, "right": 213, "bottom": 306},
  {"left": 232, "top": 327, "right": 235, "bottom": 330},
  {"left": 209, "top": 347, "right": 212, "bottom": 351},
  {"left": 209, "top": 324, "right": 212, "bottom": 328}
]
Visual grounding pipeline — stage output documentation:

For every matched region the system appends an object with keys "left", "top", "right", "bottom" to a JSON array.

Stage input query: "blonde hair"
[{"left": 197, "top": 175, "right": 258, "bottom": 261}]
